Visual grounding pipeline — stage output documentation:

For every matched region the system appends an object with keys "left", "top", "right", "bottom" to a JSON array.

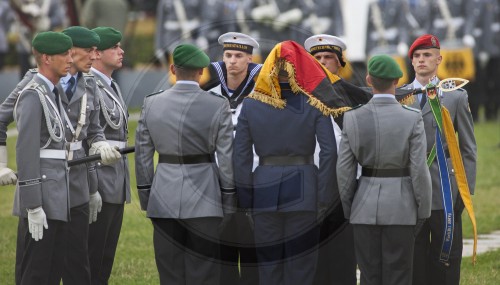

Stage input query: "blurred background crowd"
[{"left": 0, "top": 0, "right": 499, "bottom": 121}]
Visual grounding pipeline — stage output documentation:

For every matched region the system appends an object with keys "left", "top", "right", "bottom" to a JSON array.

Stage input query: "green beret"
[
  {"left": 173, "top": 44, "right": 210, "bottom": 69},
  {"left": 62, "top": 26, "right": 100, "bottom": 48},
  {"left": 368, "top": 55, "right": 403, "bottom": 79},
  {"left": 92, "top": 27, "right": 122, "bottom": 50},
  {"left": 32, "top": 32, "right": 72, "bottom": 55}
]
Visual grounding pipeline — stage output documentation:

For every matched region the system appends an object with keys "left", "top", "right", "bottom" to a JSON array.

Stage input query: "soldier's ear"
[
  {"left": 366, "top": 74, "right": 372, "bottom": 86},
  {"left": 169, "top": 64, "right": 176, "bottom": 75}
]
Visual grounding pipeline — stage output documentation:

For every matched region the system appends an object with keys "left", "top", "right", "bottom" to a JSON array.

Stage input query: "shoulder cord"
[
  {"left": 95, "top": 80, "right": 125, "bottom": 130},
  {"left": 14, "top": 83, "right": 64, "bottom": 147}
]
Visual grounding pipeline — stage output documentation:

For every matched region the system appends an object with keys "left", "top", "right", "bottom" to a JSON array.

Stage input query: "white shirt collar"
[
  {"left": 176, "top": 80, "right": 199, "bottom": 86},
  {"left": 373, "top": 94, "right": 395, "bottom": 98},
  {"left": 91, "top": 67, "right": 113, "bottom": 86},
  {"left": 36, "top": 73, "right": 55, "bottom": 92}
]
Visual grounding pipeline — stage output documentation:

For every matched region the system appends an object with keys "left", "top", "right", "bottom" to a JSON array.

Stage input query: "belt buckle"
[{"left": 67, "top": 141, "right": 82, "bottom": 151}]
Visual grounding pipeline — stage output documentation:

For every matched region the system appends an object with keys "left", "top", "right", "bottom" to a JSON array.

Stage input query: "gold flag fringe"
[{"left": 251, "top": 58, "right": 350, "bottom": 117}]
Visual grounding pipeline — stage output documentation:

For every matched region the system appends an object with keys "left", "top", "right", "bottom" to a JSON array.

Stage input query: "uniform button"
[
  {"left": 97, "top": 162, "right": 101, "bottom": 166},
  {"left": 451, "top": 169, "right": 455, "bottom": 173},
  {"left": 87, "top": 105, "right": 90, "bottom": 109},
  {"left": 67, "top": 109, "right": 70, "bottom": 112},
  {"left": 66, "top": 125, "right": 70, "bottom": 128},
  {"left": 42, "top": 175, "right": 46, "bottom": 179}
]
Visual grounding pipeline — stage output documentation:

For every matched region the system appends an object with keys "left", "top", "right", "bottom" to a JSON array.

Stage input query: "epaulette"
[
  {"left": 28, "top": 68, "right": 38, "bottom": 74},
  {"left": 208, "top": 91, "right": 225, "bottom": 99},
  {"left": 402, "top": 105, "right": 420, "bottom": 113},
  {"left": 146, "top": 90, "right": 163, "bottom": 97},
  {"left": 345, "top": 104, "right": 363, "bottom": 112}
]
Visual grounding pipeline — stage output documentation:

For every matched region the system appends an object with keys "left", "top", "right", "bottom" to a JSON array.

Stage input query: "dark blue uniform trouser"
[{"left": 253, "top": 211, "right": 319, "bottom": 285}]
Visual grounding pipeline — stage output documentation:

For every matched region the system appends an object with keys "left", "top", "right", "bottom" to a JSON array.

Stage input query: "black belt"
[
  {"left": 259, "top": 155, "right": 314, "bottom": 166},
  {"left": 158, "top": 154, "right": 215, "bottom": 164},
  {"left": 362, "top": 167, "right": 410, "bottom": 177}
]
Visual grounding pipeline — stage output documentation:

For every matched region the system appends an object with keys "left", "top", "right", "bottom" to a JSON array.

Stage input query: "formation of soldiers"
[
  {"left": 154, "top": 0, "right": 500, "bottom": 121},
  {"left": 0, "top": 1, "right": 480, "bottom": 285}
]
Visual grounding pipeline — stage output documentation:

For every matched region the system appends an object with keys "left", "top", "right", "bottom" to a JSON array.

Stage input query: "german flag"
[{"left": 249, "top": 40, "right": 351, "bottom": 117}]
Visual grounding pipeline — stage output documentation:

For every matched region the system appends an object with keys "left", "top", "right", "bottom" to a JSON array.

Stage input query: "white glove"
[
  {"left": 88, "top": 192, "right": 102, "bottom": 224},
  {"left": 27, "top": 206, "right": 48, "bottom": 241},
  {"left": 274, "top": 8, "right": 303, "bottom": 31},
  {"left": 463, "top": 34, "right": 476, "bottom": 48},
  {"left": 196, "top": 36, "right": 209, "bottom": 50},
  {"left": 397, "top": 42, "right": 409, "bottom": 57},
  {"left": 479, "top": 51, "right": 490, "bottom": 68},
  {"left": 89, "top": 141, "right": 121, "bottom": 165},
  {"left": 251, "top": 4, "right": 279, "bottom": 22},
  {"left": 0, "top": 145, "right": 17, "bottom": 186},
  {"left": 36, "top": 16, "right": 50, "bottom": 32}
]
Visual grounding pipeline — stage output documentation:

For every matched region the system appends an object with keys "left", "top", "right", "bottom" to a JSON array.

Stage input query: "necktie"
[
  {"left": 420, "top": 93, "right": 427, "bottom": 109},
  {"left": 110, "top": 81, "right": 119, "bottom": 96},
  {"left": 53, "top": 87, "right": 60, "bottom": 111},
  {"left": 66, "top": 77, "right": 75, "bottom": 101}
]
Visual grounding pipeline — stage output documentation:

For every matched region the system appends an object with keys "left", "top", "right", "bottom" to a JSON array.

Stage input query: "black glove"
[{"left": 414, "top": 218, "right": 426, "bottom": 236}]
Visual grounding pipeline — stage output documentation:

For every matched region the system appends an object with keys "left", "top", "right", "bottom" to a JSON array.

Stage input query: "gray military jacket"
[
  {"left": 1, "top": 70, "right": 106, "bottom": 207},
  {"left": 404, "top": 82, "right": 477, "bottom": 210},
  {"left": 60, "top": 72, "right": 106, "bottom": 207},
  {"left": 91, "top": 69, "right": 130, "bottom": 204},
  {"left": 13, "top": 75, "right": 70, "bottom": 222},
  {"left": 0, "top": 69, "right": 38, "bottom": 145},
  {"left": 337, "top": 96, "right": 432, "bottom": 225},
  {"left": 135, "top": 82, "right": 234, "bottom": 219}
]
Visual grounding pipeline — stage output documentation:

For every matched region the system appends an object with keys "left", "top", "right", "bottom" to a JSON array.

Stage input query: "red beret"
[{"left": 408, "top": 34, "right": 440, "bottom": 58}]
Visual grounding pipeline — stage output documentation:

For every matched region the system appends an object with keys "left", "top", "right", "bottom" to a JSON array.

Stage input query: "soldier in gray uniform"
[
  {"left": 10, "top": 0, "right": 66, "bottom": 78},
  {"left": 59, "top": 26, "right": 122, "bottom": 285},
  {"left": 483, "top": 0, "right": 500, "bottom": 120},
  {"left": 405, "top": 34, "right": 477, "bottom": 285},
  {"left": 135, "top": 44, "right": 235, "bottom": 285},
  {"left": 337, "top": 55, "right": 432, "bottom": 285},
  {"left": 249, "top": 0, "right": 313, "bottom": 59},
  {"left": 0, "top": 0, "right": 14, "bottom": 70},
  {"left": 301, "top": 0, "right": 344, "bottom": 42},
  {"left": 13, "top": 31, "right": 73, "bottom": 285},
  {"left": 88, "top": 27, "right": 130, "bottom": 285},
  {"left": 365, "top": 0, "right": 410, "bottom": 58},
  {"left": 0, "top": 27, "right": 120, "bottom": 284},
  {"left": 462, "top": 0, "right": 499, "bottom": 120},
  {"left": 154, "top": 0, "right": 203, "bottom": 66}
]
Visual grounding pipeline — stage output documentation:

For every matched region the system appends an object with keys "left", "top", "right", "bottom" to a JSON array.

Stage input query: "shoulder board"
[
  {"left": 345, "top": 104, "right": 363, "bottom": 112},
  {"left": 402, "top": 105, "right": 420, "bottom": 113},
  {"left": 208, "top": 91, "right": 225, "bottom": 99},
  {"left": 146, "top": 90, "right": 164, "bottom": 97},
  {"left": 28, "top": 68, "right": 38, "bottom": 74}
]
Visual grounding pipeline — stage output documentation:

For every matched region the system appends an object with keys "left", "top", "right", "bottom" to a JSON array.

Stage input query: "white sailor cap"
[
  {"left": 218, "top": 32, "right": 259, "bottom": 54},
  {"left": 304, "top": 34, "right": 347, "bottom": 66}
]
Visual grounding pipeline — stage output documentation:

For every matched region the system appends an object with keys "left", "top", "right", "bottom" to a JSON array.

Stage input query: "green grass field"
[{"left": 1, "top": 119, "right": 499, "bottom": 284}]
